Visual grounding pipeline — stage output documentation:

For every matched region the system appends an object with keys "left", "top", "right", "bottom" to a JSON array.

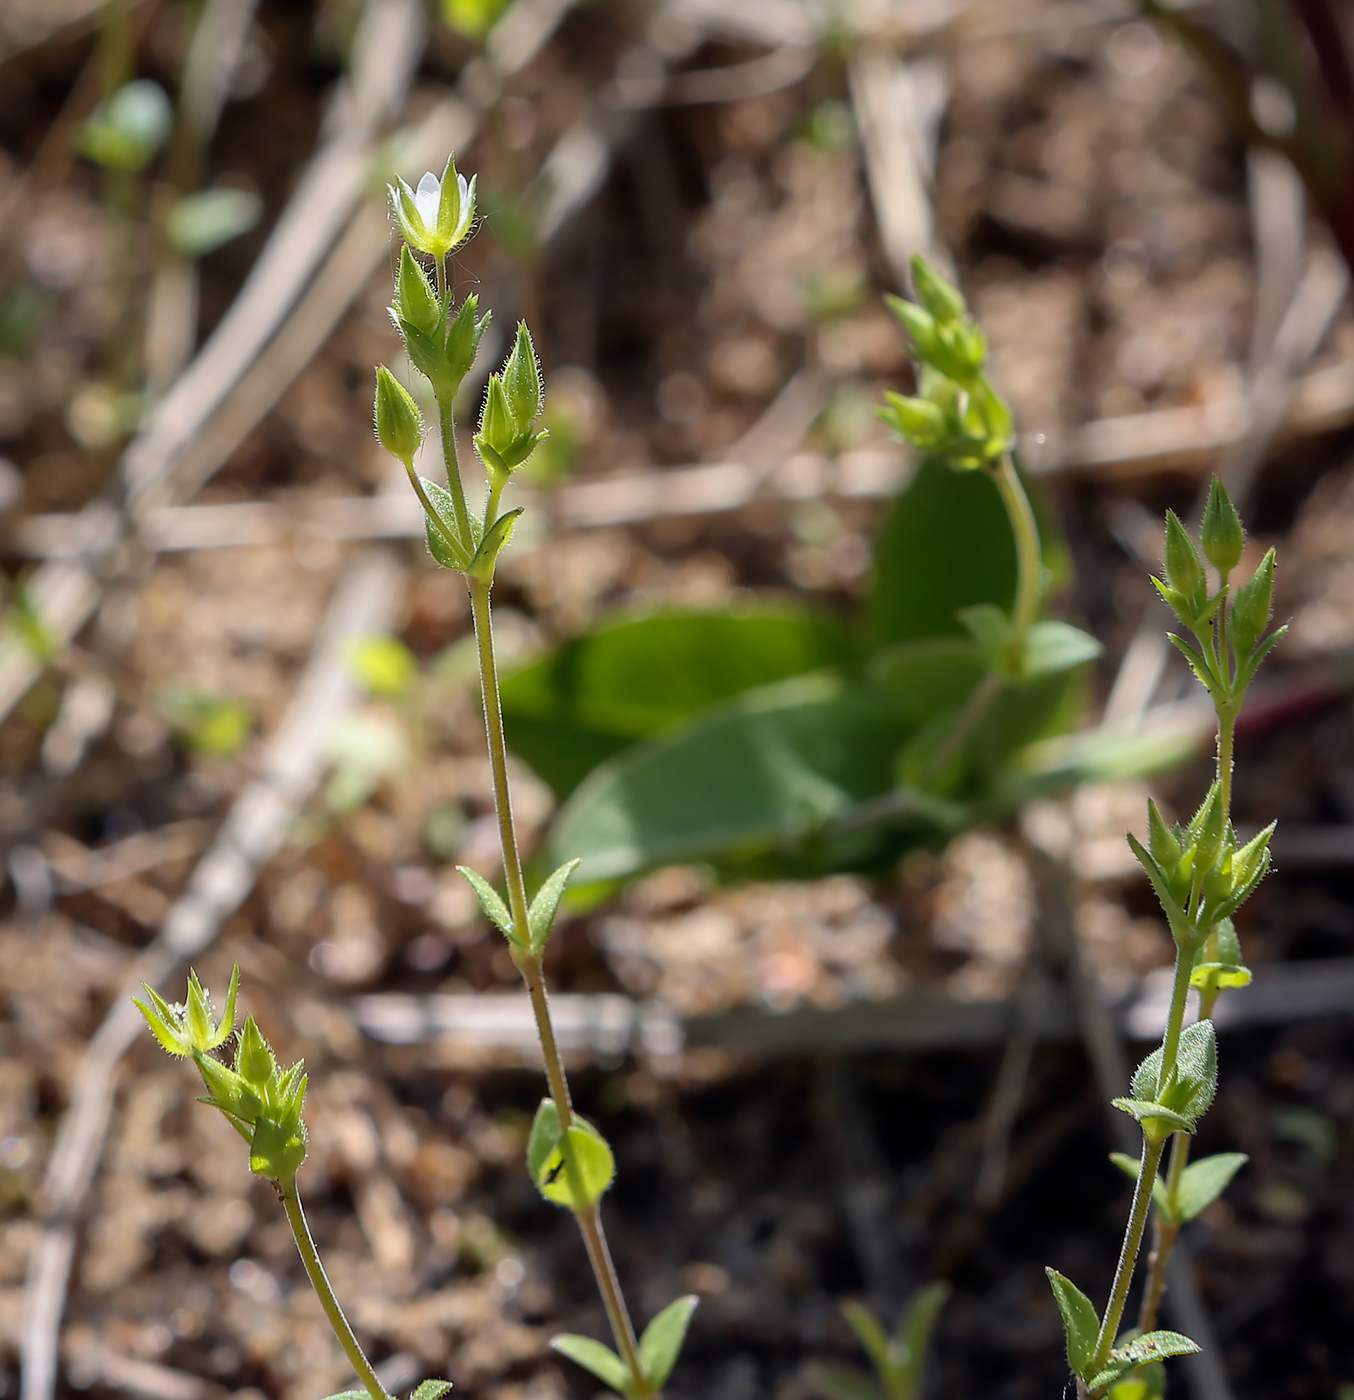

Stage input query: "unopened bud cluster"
[
  {"left": 878, "top": 254, "right": 1013, "bottom": 469},
  {"left": 373, "top": 154, "right": 547, "bottom": 585},
  {"left": 136, "top": 967, "right": 308, "bottom": 1182}
]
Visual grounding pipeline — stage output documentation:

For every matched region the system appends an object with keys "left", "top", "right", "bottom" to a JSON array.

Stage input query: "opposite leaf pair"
[{"left": 552, "top": 1296, "right": 699, "bottom": 1400}]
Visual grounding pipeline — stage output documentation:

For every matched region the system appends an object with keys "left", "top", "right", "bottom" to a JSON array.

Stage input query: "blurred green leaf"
[
  {"left": 502, "top": 607, "right": 850, "bottom": 799},
  {"left": 348, "top": 634, "right": 418, "bottom": 698},
  {"left": 165, "top": 187, "right": 262, "bottom": 258},
  {"left": 160, "top": 687, "right": 253, "bottom": 758},
  {"left": 81, "top": 80, "right": 172, "bottom": 171},
  {"left": 547, "top": 675, "right": 910, "bottom": 883}
]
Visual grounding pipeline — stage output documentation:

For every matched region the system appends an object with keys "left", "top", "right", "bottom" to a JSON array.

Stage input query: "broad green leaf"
[
  {"left": 528, "top": 858, "right": 581, "bottom": 950},
  {"left": 1086, "top": 1331, "right": 1199, "bottom": 1392},
  {"left": 1022, "top": 620, "right": 1103, "bottom": 678},
  {"left": 639, "top": 1295, "right": 698, "bottom": 1389},
  {"left": 550, "top": 1335, "right": 632, "bottom": 1395},
  {"left": 457, "top": 867, "right": 518, "bottom": 944},
  {"left": 1175, "top": 1152, "right": 1247, "bottom": 1222},
  {"left": 410, "top": 1382, "right": 453, "bottom": 1400},
  {"left": 421, "top": 478, "right": 474, "bottom": 570},
  {"left": 1044, "top": 1268, "right": 1100, "bottom": 1380},
  {"left": 806, "top": 1364, "right": 883, "bottom": 1400},
  {"left": 868, "top": 637, "right": 984, "bottom": 725},
  {"left": 531, "top": 1111, "right": 615, "bottom": 1209},
  {"left": 867, "top": 459, "right": 1066, "bottom": 648},
  {"left": 501, "top": 607, "right": 850, "bottom": 799},
  {"left": 547, "top": 676, "right": 910, "bottom": 883}
]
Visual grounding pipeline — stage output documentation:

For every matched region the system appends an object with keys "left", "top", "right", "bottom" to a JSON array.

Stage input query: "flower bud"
[
  {"left": 374, "top": 366, "right": 423, "bottom": 465},
  {"left": 1230, "top": 548, "right": 1275, "bottom": 657},
  {"left": 236, "top": 1016, "right": 276, "bottom": 1087},
  {"left": 447, "top": 295, "right": 489, "bottom": 382},
  {"left": 1201, "top": 476, "right": 1244, "bottom": 577},
  {"left": 1147, "top": 799, "right": 1182, "bottom": 872},
  {"left": 885, "top": 295, "right": 939, "bottom": 364},
  {"left": 503, "top": 322, "right": 543, "bottom": 426},
  {"left": 879, "top": 392, "right": 947, "bottom": 448},
  {"left": 1163, "top": 510, "right": 1205, "bottom": 608},
  {"left": 910, "top": 253, "right": 966, "bottom": 325},
  {"left": 394, "top": 245, "right": 441, "bottom": 339}
]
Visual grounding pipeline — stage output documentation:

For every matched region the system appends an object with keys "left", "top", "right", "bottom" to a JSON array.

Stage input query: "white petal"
[{"left": 414, "top": 171, "right": 441, "bottom": 224}]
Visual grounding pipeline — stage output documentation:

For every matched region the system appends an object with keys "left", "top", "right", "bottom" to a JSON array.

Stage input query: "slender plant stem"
[
  {"left": 278, "top": 1175, "right": 387, "bottom": 1400},
  {"left": 1156, "top": 948, "right": 1195, "bottom": 1099},
  {"left": 1093, "top": 1134, "right": 1167, "bottom": 1375},
  {"left": 1138, "top": 1132, "right": 1189, "bottom": 1333},
  {"left": 1216, "top": 707, "right": 1237, "bottom": 820},
  {"left": 467, "top": 574, "right": 647, "bottom": 1395},
  {"left": 438, "top": 399, "right": 474, "bottom": 550},
  {"left": 924, "top": 452, "right": 1041, "bottom": 782}
]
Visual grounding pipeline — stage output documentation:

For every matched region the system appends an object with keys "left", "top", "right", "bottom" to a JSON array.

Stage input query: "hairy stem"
[
  {"left": 468, "top": 574, "right": 647, "bottom": 1395},
  {"left": 278, "top": 1175, "right": 387, "bottom": 1400},
  {"left": 438, "top": 398, "right": 474, "bottom": 552},
  {"left": 1093, "top": 1134, "right": 1167, "bottom": 1377},
  {"left": 1138, "top": 1132, "right": 1189, "bottom": 1333}
]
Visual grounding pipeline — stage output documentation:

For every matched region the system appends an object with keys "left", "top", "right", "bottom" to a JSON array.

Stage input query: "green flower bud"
[
  {"left": 1162, "top": 510, "right": 1205, "bottom": 609},
  {"left": 236, "top": 1015, "right": 276, "bottom": 1087},
  {"left": 1230, "top": 548, "right": 1275, "bottom": 657},
  {"left": 910, "top": 253, "right": 967, "bottom": 324},
  {"left": 503, "top": 322, "right": 543, "bottom": 426},
  {"left": 1147, "top": 799, "right": 1182, "bottom": 872},
  {"left": 388, "top": 154, "right": 477, "bottom": 258},
  {"left": 373, "top": 366, "right": 423, "bottom": 465},
  {"left": 447, "top": 295, "right": 490, "bottom": 382},
  {"left": 878, "top": 392, "right": 947, "bottom": 448},
  {"left": 1201, "top": 477, "right": 1244, "bottom": 577},
  {"left": 885, "top": 294, "right": 940, "bottom": 363},
  {"left": 394, "top": 245, "right": 441, "bottom": 339}
]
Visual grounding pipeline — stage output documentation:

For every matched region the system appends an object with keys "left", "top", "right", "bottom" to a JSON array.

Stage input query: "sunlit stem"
[
  {"left": 278, "top": 1174, "right": 387, "bottom": 1400},
  {"left": 1093, "top": 1133, "right": 1167, "bottom": 1377},
  {"left": 469, "top": 575, "right": 648, "bottom": 1397}
]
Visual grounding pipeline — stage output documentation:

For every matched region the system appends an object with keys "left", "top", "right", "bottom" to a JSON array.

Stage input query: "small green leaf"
[
  {"left": 321, "top": 1390, "right": 373, "bottom": 1400},
  {"left": 535, "top": 1121, "right": 616, "bottom": 1209},
  {"left": 456, "top": 866, "right": 518, "bottom": 944},
  {"left": 1125, "top": 834, "right": 1194, "bottom": 944},
  {"left": 410, "top": 1381, "right": 453, "bottom": 1400},
  {"left": 1044, "top": 1268, "right": 1100, "bottom": 1380},
  {"left": 467, "top": 507, "right": 524, "bottom": 584},
  {"left": 1021, "top": 620, "right": 1102, "bottom": 679},
  {"left": 956, "top": 603, "right": 1010, "bottom": 670},
  {"left": 639, "top": 1295, "right": 698, "bottom": 1389},
  {"left": 1190, "top": 961, "right": 1252, "bottom": 992},
  {"left": 1087, "top": 1332, "right": 1200, "bottom": 1392},
  {"left": 1174, "top": 1153, "right": 1247, "bottom": 1222},
  {"left": 806, "top": 1364, "right": 884, "bottom": 1400},
  {"left": 528, "top": 858, "right": 581, "bottom": 951},
  {"left": 1110, "top": 1097, "right": 1196, "bottom": 1136},
  {"left": 527, "top": 1099, "right": 564, "bottom": 1182},
  {"left": 551, "top": 1335, "right": 632, "bottom": 1395},
  {"left": 420, "top": 477, "right": 474, "bottom": 571}
]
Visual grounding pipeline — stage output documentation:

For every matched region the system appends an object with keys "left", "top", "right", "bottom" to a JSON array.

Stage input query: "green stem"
[
  {"left": 468, "top": 575, "right": 648, "bottom": 1397},
  {"left": 438, "top": 398, "right": 473, "bottom": 552},
  {"left": 1093, "top": 1134, "right": 1167, "bottom": 1376},
  {"left": 278, "top": 1174, "right": 387, "bottom": 1400},
  {"left": 1157, "top": 947, "right": 1196, "bottom": 1100},
  {"left": 1216, "top": 707, "right": 1236, "bottom": 821},
  {"left": 1138, "top": 1132, "right": 1189, "bottom": 1333},
  {"left": 923, "top": 452, "right": 1041, "bottom": 783}
]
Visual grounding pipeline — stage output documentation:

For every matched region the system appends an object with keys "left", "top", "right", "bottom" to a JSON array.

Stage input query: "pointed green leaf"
[
  {"left": 420, "top": 477, "right": 473, "bottom": 571},
  {"left": 322, "top": 1390, "right": 374, "bottom": 1400},
  {"left": 1110, "top": 1097, "right": 1197, "bottom": 1135},
  {"left": 897, "top": 1282, "right": 949, "bottom": 1395},
  {"left": 550, "top": 1335, "right": 633, "bottom": 1395},
  {"left": 410, "top": 1380, "right": 453, "bottom": 1400},
  {"left": 1087, "top": 1331, "right": 1200, "bottom": 1392},
  {"left": 528, "top": 858, "right": 581, "bottom": 951},
  {"left": 1125, "top": 833, "right": 1194, "bottom": 943},
  {"left": 467, "top": 507, "right": 524, "bottom": 584},
  {"left": 639, "top": 1295, "right": 698, "bottom": 1389},
  {"left": 456, "top": 866, "right": 519, "bottom": 944},
  {"left": 1044, "top": 1268, "right": 1100, "bottom": 1380},
  {"left": 1021, "top": 620, "right": 1102, "bottom": 679},
  {"left": 1175, "top": 1152, "right": 1247, "bottom": 1222},
  {"left": 134, "top": 989, "right": 188, "bottom": 1055},
  {"left": 841, "top": 1302, "right": 894, "bottom": 1388}
]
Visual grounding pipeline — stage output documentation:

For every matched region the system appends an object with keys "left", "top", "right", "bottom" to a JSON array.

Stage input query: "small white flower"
[{"left": 388, "top": 154, "right": 477, "bottom": 258}]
